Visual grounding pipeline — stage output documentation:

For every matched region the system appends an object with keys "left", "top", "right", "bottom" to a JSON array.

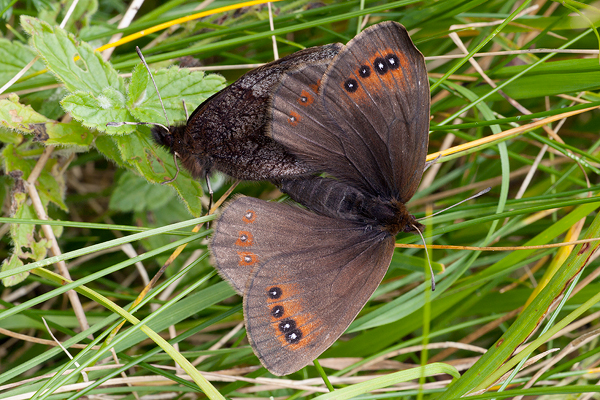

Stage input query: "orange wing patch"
[
  {"left": 309, "top": 79, "right": 321, "bottom": 93},
  {"left": 235, "top": 231, "right": 254, "bottom": 247},
  {"left": 242, "top": 210, "right": 256, "bottom": 223},
  {"left": 369, "top": 49, "right": 408, "bottom": 88},
  {"left": 297, "top": 89, "right": 314, "bottom": 106},
  {"left": 237, "top": 251, "right": 258, "bottom": 266},
  {"left": 288, "top": 111, "right": 301, "bottom": 126}
]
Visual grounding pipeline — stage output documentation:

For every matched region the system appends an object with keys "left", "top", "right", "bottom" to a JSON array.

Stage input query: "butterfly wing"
[
  {"left": 270, "top": 21, "right": 429, "bottom": 201},
  {"left": 211, "top": 197, "right": 394, "bottom": 375}
]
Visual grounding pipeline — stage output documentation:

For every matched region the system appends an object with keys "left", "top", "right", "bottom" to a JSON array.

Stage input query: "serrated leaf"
[
  {"left": 129, "top": 67, "right": 226, "bottom": 124},
  {"left": 36, "top": 121, "right": 95, "bottom": 147},
  {"left": 0, "top": 94, "right": 94, "bottom": 147},
  {"left": 94, "top": 135, "right": 126, "bottom": 167},
  {"left": 0, "top": 93, "right": 50, "bottom": 132},
  {"left": 109, "top": 171, "right": 175, "bottom": 213},
  {"left": 0, "top": 39, "right": 48, "bottom": 89},
  {"left": 111, "top": 131, "right": 205, "bottom": 216},
  {"left": 61, "top": 89, "right": 135, "bottom": 134},
  {"left": 38, "top": 0, "right": 98, "bottom": 33},
  {"left": 128, "top": 63, "right": 149, "bottom": 109},
  {"left": 21, "top": 15, "right": 124, "bottom": 95},
  {"left": 2, "top": 256, "right": 27, "bottom": 287}
]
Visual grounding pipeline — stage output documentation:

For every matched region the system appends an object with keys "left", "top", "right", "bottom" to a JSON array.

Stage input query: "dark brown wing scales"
[
  {"left": 320, "top": 21, "right": 430, "bottom": 200},
  {"left": 152, "top": 43, "right": 343, "bottom": 181},
  {"left": 211, "top": 21, "right": 430, "bottom": 376},
  {"left": 211, "top": 197, "right": 395, "bottom": 376}
]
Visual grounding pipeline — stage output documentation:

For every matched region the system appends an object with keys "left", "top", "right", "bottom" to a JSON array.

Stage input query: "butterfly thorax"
[{"left": 371, "top": 198, "right": 423, "bottom": 235}]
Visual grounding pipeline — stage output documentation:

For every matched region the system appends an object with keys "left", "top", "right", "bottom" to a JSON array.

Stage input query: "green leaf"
[
  {"left": 61, "top": 89, "right": 135, "bottom": 134},
  {"left": 1, "top": 256, "right": 26, "bottom": 287},
  {"left": 129, "top": 66, "right": 226, "bottom": 125},
  {"left": 0, "top": 94, "right": 93, "bottom": 147},
  {"left": 109, "top": 171, "right": 176, "bottom": 213},
  {"left": 0, "top": 39, "right": 48, "bottom": 89},
  {"left": 0, "top": 127, "right": 23, "bottom": 144},
  {"left": 0, "top": 93, "right": 50, "bottom": 132},
  {"left": 21, "top": 15, "right": 124, "bottom": 95},
  {"left": 94, "top": 135, "right": 126, "bottom": 167},
  {"left": 110, "top": 131, "right": 205, "bottom": 216}
]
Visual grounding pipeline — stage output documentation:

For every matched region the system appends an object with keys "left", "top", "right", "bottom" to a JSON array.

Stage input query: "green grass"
[{"left": 2, "top": 0, "right": 600, "bottom": 399}]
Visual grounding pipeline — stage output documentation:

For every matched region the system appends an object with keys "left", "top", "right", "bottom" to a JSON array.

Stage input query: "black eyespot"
[
  {"left": 278, "top": 319, "right": 296, "bottom": 333},
  {"left": 358, "top": 65, "right": 371, "bottom": 78},
  {"left": 374, "top": 57, "right": 388, "bottom": 74},
  {"left": 271, "top": 305, "right": 284, "bottom": 318},
  {"left": 386, "top": 53, "right": 400, "bottom": 70},
  {"left": 285, "top": 329, "right": 302, "bottom": 344},
  {"left": 267, "top": 287, "right": 282, "bottom": 299},
  {"left": 344, "top": 78, "right": 358, "bottom": 93}
]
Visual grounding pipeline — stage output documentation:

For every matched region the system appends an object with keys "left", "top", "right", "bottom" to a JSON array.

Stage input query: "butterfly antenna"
[
  {"left": 106, "top": 121, "right": 170, "bottom": 130},
  {"left": 412, "top": 223, "right": 435, "bottom": 291},
  {"left": 416, "top": 187, "right": 491, "bottom": 221},
  {"left": 135, "top": 46, "right": 170, "bottom": 128}
]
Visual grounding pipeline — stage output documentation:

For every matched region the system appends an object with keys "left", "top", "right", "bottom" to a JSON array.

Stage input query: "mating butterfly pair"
[{"left": 156, "top": 21, "right": 430, "bottom": 376}]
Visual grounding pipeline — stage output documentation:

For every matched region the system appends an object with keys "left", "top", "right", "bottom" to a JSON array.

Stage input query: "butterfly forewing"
[
  {"left": 321, "top": 21, "right": 430, "bottom": 200},
  {"left": 270, "top": 22, "right": 429, "bottom": 200},
  {"left": 211, "top": 197, "right": 394, "bottom": 375}
]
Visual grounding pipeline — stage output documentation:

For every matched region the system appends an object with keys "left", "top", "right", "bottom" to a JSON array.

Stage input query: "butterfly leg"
[{"left": 206, "top": 174, "right": 214, "bottom": 228}]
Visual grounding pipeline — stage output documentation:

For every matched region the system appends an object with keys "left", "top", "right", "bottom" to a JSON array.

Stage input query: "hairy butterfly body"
[
  {"left": 152, "top": 44, "right": 342, "bottom": 181},
  {"left": 211, "top": 21, "right": 430, "bottom": 375}
]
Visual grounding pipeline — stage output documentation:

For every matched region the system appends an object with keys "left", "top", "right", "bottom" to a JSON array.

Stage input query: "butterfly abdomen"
[
  {"left": 278, "top": 176, "right": 420, "bottom": 234},
  {"left": 278, "top": 176, "right": 366, "bottom": 221}
]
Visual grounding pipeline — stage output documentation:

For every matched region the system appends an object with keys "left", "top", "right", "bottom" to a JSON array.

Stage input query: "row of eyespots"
[
  {"left": 268, "top": 286, "right": 302, "bottom": 344},
  {"left": 237, "top": 210, "right": 258, "bottom": 264},
  {"left": 344, "top": 52, "right": 400, "bottom": 93},
  {"left": 287, "top": 83, "right": 318, "bottom": 126}
]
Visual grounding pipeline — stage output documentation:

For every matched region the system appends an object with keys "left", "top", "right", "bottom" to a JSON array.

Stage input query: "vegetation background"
[{"left": 1, "top": 0, "right": 600, "bottom": 398}]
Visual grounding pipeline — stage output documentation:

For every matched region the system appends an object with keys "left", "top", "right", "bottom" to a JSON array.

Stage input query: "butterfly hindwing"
[
  {"left": 213, "top": 198, "right": 395, "bottom": 376},
  {"left": 269, "top": 60, "right": 346, "bottom": 170}
]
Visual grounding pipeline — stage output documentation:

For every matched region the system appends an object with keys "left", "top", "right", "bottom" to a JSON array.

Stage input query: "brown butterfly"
[{"left": 211, "top": 21, "right": 430, "bottom": 375}]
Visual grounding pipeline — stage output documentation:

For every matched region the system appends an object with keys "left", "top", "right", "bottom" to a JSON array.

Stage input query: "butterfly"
[
  {"left": 152, "top": 43, "right": 342, "bottom": 181},
  {"left": 211, "top": 21, "right": 430, "bottom": 376}
]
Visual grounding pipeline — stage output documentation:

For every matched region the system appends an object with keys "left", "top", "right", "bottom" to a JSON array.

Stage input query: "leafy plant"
[{"left": 2, "top": 0, "right": 600, "bottom": 399}]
